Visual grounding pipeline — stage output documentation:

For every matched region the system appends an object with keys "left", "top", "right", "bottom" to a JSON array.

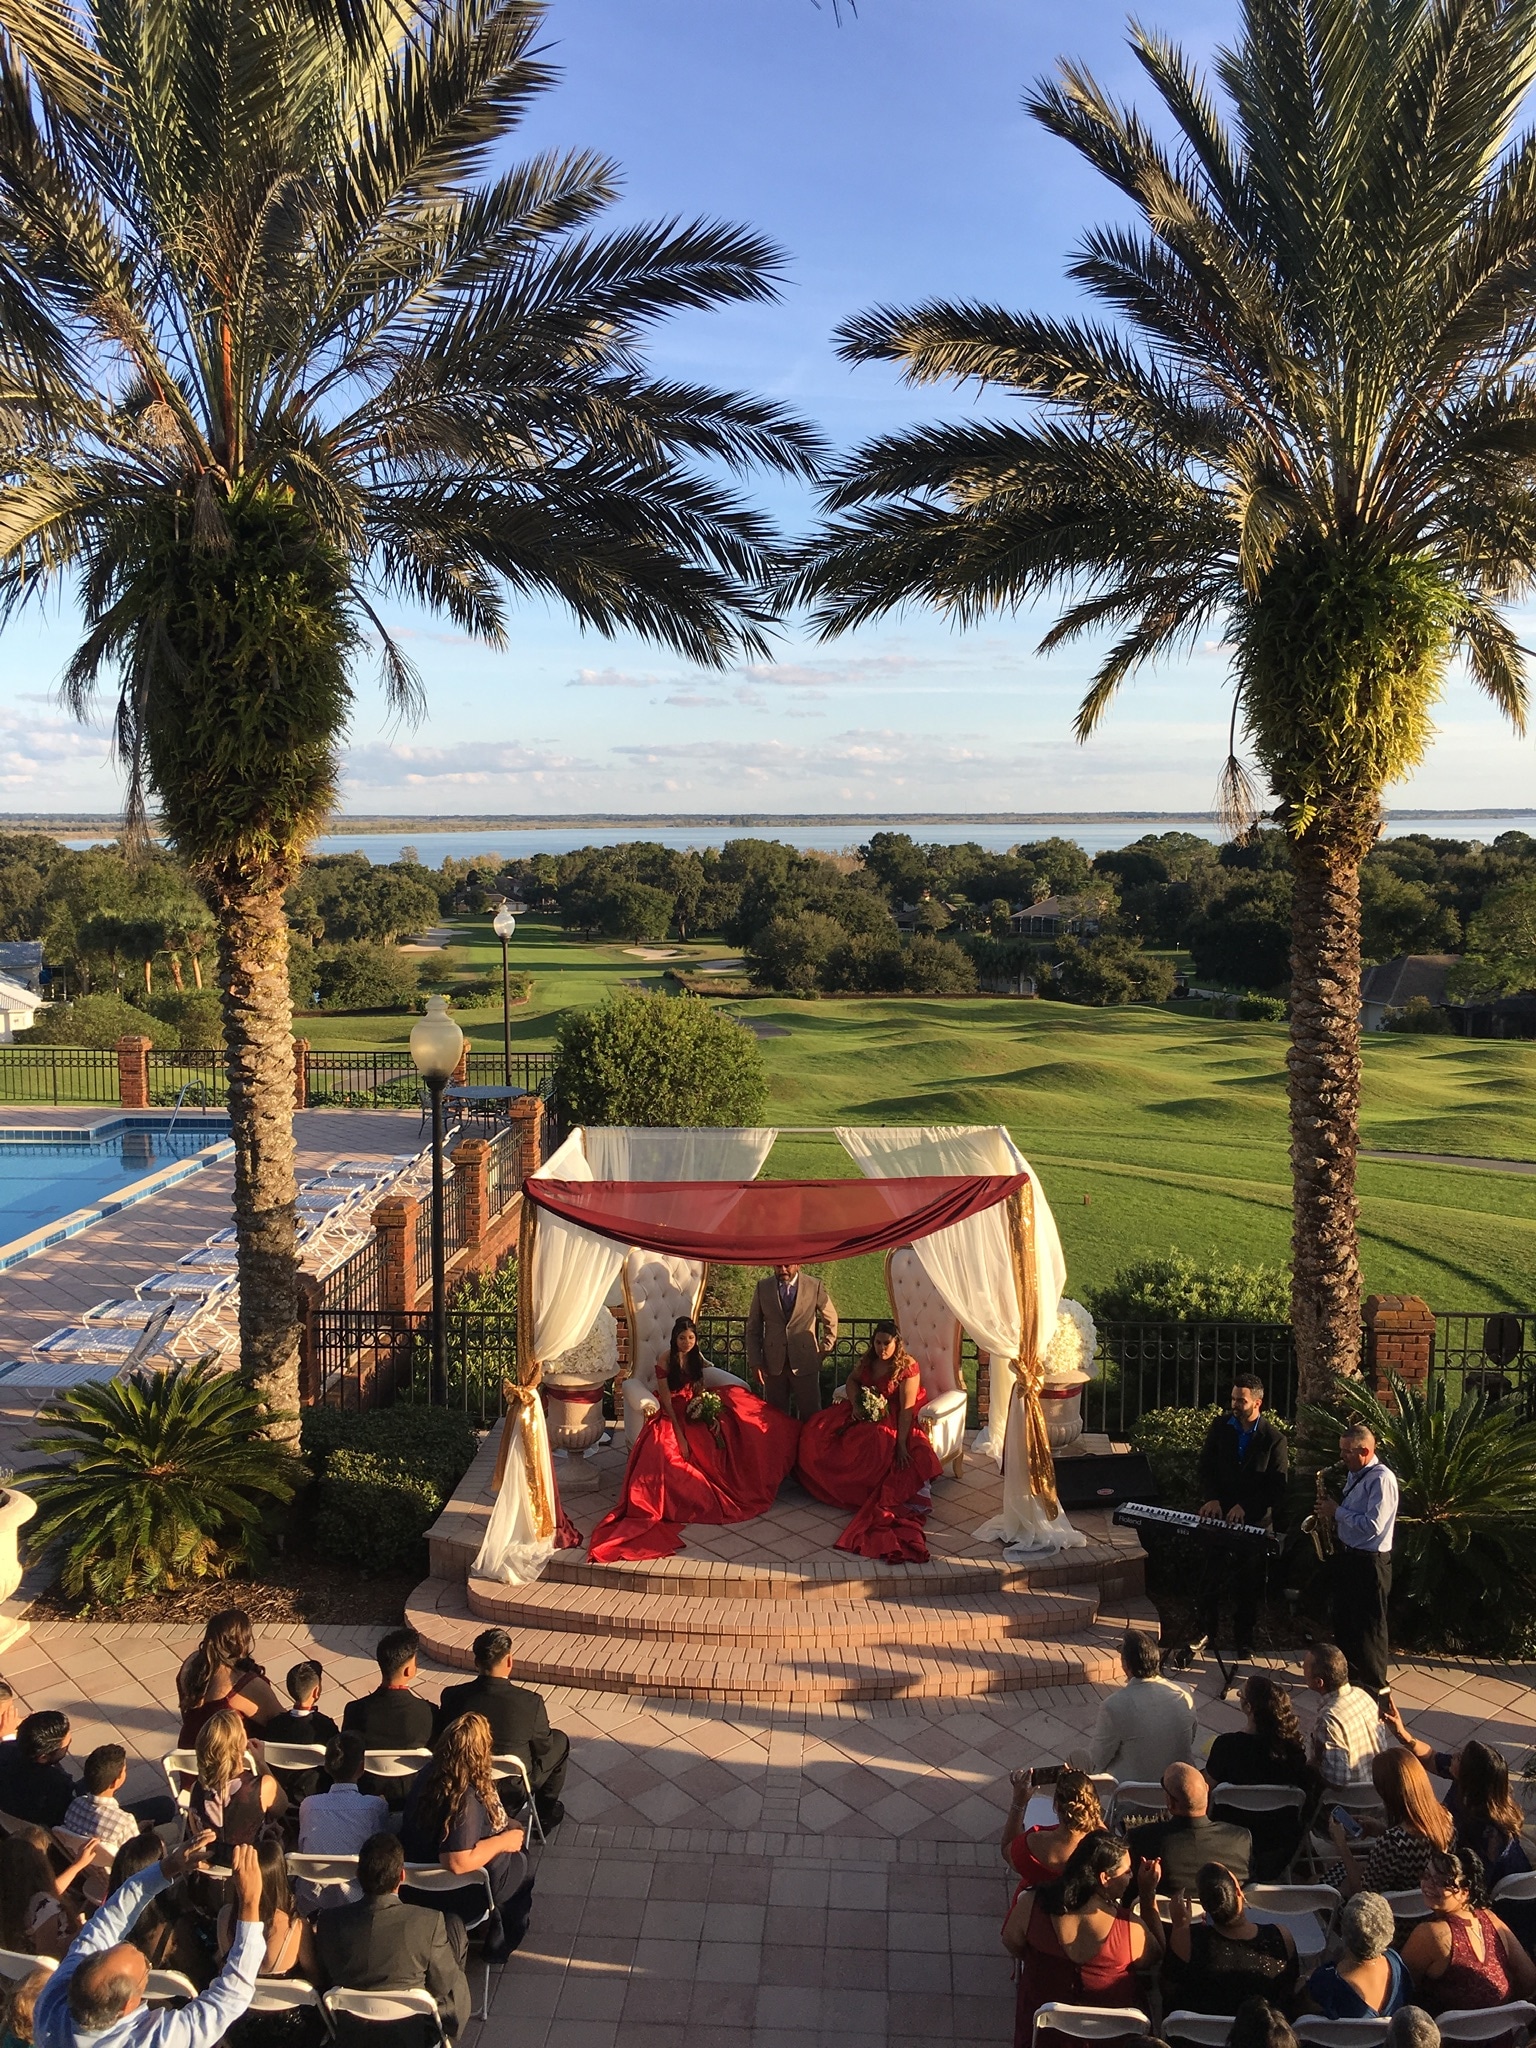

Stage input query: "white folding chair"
[
  {"left": 1329, "top": 1781, "right": 1386, "bottom": 1814},
  {"left": 1032, "top": 2003, "right": 1151, "bottom": 2047},
  {"left": 1495, "top": 1874, "right": 1536, "bottom": 1907},
  {"left": 286, "top": 1852, "right": 363, "bottom": 1912},
  {"left": 1164, "top": 2017, "right": 1238, "bottom": 2047},
  {"left": 1380, "top": 1886, "right": 1434, "bottom": 1931},
  {"left": 262, "top": 1743, "right": 329, "bottom": 1774},
  {"left": 401, "top": 1866, "right": 497, "bottom": 2019},
  {"left": 1210, "top": 1780, "right": 1309, "bottom": 1877},
  {"left": 162, "top": 1746, "right": 257, "bottom": 1812},
  {"left": 1244, "top": 1882, "right": 1341, "bottom": 1961},
  {"left": 0, "top": 1951, "right": 53, "bottom": 1985},
  {"left": 490, "top": 1753, "right": 545, "bottom": 1845},
  {"left": 363, "top": 1748, "right": 432, "bottom": 1791},
  {"left": 145, "top": 1970, "right": 199, "bottom": 2007},
  {"left": 1110, "top": 1782, "right": 1168, "bottom": 1828},
  {"left": 246, "top": 1980, "right": 322, "bottom": 2018},
  {"left": 1292, "top": 2022, "right": 1390, "bottom": 2048},
  {"left": 1434, "top": 2007, "right": 1536, "bottom": 2044},
  {"left": 322, "top": 1989, "right": 443, "bottom": 2046}
]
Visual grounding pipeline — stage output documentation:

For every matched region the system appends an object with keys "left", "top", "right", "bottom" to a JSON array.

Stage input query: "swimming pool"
[{"left": 0, "top": 1116, "right": 233, "bottom": 1265}]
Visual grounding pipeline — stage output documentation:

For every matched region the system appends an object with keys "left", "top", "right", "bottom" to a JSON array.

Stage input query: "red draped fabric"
[{"left": 523, "top": 1172, "right": 1025, "bottom": 1262}]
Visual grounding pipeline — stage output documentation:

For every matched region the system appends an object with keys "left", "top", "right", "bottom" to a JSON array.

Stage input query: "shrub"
[
  {"left": 748, "top": 912, "right": 845, "bottom": 995},
  {"left": 1130, "top": 1405, "right": 1222, "bottom": 1507},
  {"left": 21, "top": 992, "right": 176, "bottom": 1048},
  {"left": 1384, "top": 995, "right": 1454, "bottom": 1034},
  {"left": 147, "top": 989, "right": 225, "bottom": 1047},
  {"left": 1052, "top": 936, "right": 1176, "bottom": 1006},
  {"left": 1236, "top": 993, "right": 1287, "bottom": 1021},
  {"left": 556, "top": 991, "right": 767, "bottom": 1126},
  {"left": 20, "top": 1365, "right": 299, "bottom": 1604},
  {"left": 300, "top": 1406, "right": 478, "bottom": 1503},
  {"left": 314, "top": 941, "right": 421, "bottom": 1011},
  {"left": 901, "top": 933, "right": 978, "bottom": 993},
  {"left": 596, "top": 881, "right": 673, "bottom": 943},
  {"left": 1087, "top": 1248, "right": 1291, "bottom": 1322},
  {"left": 303, "top": 1407, "right": 480, "bottom": 1576}
]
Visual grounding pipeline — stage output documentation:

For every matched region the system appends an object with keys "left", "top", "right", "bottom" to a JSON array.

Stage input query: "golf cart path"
[{"left": 1361, "top": 1148, "right": 1536, "bottom": 1176}]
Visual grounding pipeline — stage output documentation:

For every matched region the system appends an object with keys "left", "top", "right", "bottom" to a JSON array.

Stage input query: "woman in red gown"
[
  {"left": 588, "top": 1316, "right": 800, "bottom": 1563},
  {"left": 794, "top": 1320, "right": 944, "bottom": 1561}
]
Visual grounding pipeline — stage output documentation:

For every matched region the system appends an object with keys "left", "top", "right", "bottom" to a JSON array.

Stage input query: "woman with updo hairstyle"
[
  {"left": 588, "top": 1315, "right": 801, "bottom": 1564},
  {"left": 1403, "top": 1847, "right": 1536, "bottom": 2022},
  {"left": 1007, "top": 1829, "right": 1163, "bottom": 2048},
  {"left": 186, "top": 1708, "right": 287, "bottom": 1847},
  {"left": 1206, "top": 1674, "right": 1320, "bottom": 1878},
  {"left": 1164, "top": 1861, "right": 1298, "bottom": 2015},
  {"left": 1001, "top": 1767, "right": 1105, "bottom": 1891},
  {"left": 1304, "top": 1890, "right": 1411, "bottom": 2017}
]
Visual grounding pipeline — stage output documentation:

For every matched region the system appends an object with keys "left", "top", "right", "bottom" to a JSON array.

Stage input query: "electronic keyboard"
[{"left": 1112, "top": 1501, "right": 1282, "bottom": 1551}]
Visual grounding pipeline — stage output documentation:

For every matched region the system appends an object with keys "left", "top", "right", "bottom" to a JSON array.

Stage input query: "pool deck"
[{"left": 0, "top": 1105, "right": 422, "bottom": 1462}]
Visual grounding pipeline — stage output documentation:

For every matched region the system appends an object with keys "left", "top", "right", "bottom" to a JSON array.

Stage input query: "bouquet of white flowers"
[
  {"left": 686, "top": 1388, "right": 725, "bottom": 1444},
  {"left": 854, "top": 1382, "right": 888, "bottom": 1425}
]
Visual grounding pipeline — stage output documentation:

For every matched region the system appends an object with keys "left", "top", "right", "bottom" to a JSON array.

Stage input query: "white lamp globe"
[
  {"left": 410, "top": 994, "right": 464, "bottom": 1081},
  {"left": 492, "top": 903, "right": 516, "bottom": 940}
]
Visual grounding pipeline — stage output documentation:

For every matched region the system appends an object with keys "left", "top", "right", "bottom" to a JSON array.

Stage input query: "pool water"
[{"left": 0, "top": 1122, "right": 231, "bottom": 1238}]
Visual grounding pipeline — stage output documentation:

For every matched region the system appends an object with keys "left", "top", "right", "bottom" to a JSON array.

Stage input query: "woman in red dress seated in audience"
[
  {"left": 1006, "top": 1830, "right": 1163, "bottom": 2048},
  {"left": 587, "top": 1316, "right": 800, "bottom": 1563},
  {"left": 794, "top": 1320, "right": 943, "bottom": 1561},
  {"left": 1403, "top": 1845, "right": 1536, "bottom": 2032},
  {"left": 1002, "top": 1768, "right": 1106, "bottom": 1895}
]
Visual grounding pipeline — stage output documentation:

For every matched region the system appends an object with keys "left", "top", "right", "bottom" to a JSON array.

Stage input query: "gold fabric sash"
[
  {"left": 1005, "top": 1183, "right": 1060, "bottom": 1514},
  {"left": 490, "top": 1195, "right": 554, "bottom": 1539}
]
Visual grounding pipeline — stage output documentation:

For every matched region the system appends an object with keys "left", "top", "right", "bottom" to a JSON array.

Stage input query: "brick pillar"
[
  {"left": 451, "top": 1037, "right": 469, "bottom": 1086},
  {"left": 1364, "top": 1294, "right": 1435, "bottom": 1399},
  {"left": 509, "top": 1094, "right": 545, "bottom": 1180},
  {"left": 456, "top": 1137, "right": 489, "bottom": 1250},
  {"left": 116, "top": 1034, "right": 152, "bottom": 1109},
  {"left": 292, "top": 1038, "right": 309, "bottom": 1111},
  {"left": 373, "top": 1195, "right": 419, "bottom": 1312},
  {"left": 296, "top": 1270, "right": 324, "bottom": 1405}
]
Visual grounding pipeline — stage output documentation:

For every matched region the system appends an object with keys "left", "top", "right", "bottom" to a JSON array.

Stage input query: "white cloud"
[
  {"left": 565, "top": 667, "right": 664, "bottom": 690},
  {"left": 343, "top": 740, "right": 598, "bottom": 789}
]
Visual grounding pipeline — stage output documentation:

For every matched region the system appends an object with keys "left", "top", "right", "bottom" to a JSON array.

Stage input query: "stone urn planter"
[
  {"left": 541, "top": 1311, "right": 618, "bottom": 1457},
  {"left": 0, "top": 1489, "right": 36, "bottom": 1650},
  {"left": 1041, "top": 1298, "right": 1099, "bottom": 1454}
]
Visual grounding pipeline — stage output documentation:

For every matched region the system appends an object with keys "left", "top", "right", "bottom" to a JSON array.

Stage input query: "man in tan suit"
[{"left": 746, "top": 1263, "right": 838, "bottom": 1418}]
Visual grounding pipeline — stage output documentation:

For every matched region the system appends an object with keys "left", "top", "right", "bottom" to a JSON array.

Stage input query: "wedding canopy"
[{"left": 473, "top": 1123, "right": 1081, "bottom": 1585}]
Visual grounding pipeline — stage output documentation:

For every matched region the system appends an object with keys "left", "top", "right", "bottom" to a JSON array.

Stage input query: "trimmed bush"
[
  {"left": 1088, "top": 1248, "right": 1290, "bottom": 1323},
  {"left": 311, "top": 1449, "right": 443, "bottom": 1573},
  {"left": 556, "top": 990, "right": 767, "bottom": 1126},
  {"left": 21, "top": 992, "right": 176, "bottom": 1048}
]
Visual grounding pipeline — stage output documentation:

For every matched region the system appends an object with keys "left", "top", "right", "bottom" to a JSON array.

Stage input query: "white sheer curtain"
[
  {"left": 836, "top": 1123, "right": 1083, "bottom": 1557},
  {"left": 473, "top": 1126, "right": 778, "bottom": 1585}
]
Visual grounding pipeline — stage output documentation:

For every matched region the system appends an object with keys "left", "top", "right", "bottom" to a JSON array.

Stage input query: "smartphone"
[{"left": 1331, "top": 1805, "right": 1363, "bottom": 1838}]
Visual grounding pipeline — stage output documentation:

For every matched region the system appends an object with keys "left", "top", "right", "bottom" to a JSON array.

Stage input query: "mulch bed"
[{"left": 28, "top": 1554, "right": 419, "bottom": 1629}]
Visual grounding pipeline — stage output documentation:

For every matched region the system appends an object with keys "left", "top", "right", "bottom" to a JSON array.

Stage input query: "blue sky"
[{"left": 2, "top": 0, "right": 1532, "bottom": 816}]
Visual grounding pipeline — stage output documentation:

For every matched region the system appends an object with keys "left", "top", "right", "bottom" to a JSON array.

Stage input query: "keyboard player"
[{"left": 1195, "top": 1376, "right": 1290, "bottom": 1656}]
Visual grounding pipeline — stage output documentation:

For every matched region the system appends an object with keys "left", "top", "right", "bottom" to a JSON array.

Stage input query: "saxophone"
[{"left": 1303, "top": 1467, "right": 1337, "bottom": 1560}]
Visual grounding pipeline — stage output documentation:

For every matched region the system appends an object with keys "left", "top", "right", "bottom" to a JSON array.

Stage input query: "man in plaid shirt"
[
  {"left": 63, "top": 1745, "right": 142, "bottom": 1855},
  {"left": 1304, "top": 1643, "right": 1386, "bottom": 1785}
]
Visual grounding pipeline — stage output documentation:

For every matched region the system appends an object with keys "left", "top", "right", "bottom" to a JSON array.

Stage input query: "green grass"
[{"left": 303, "top": 916, "right": 1536, "bottom": 1316}]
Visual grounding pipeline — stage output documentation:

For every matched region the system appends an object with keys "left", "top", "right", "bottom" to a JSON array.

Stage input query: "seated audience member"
[
  {"left": 1386, "top": 2010, "right": 1441, "bottom": 2048},
  {"left": 435, "top": 1629, "right": 569, "bottom": 1830},
  {"left": 33, "top": 1834, "right": 264, "bottom": 2048},
  {"left": 401, "top": 1714, "right": 532, "bottom": 1962},
  {"left": 0, "top": 1714, "right": 77, "bottom": 1828},
  {"left": 0, "top": 1964, "right": 50, "bottom": 2048},
  {"left": 1007, "top": 1829, "right": 1163, "bottom": 2048},
  {"left": 216, "top": 1839, "right": 316, "bottom": 1983},
  {"left": 313, "top": 1832, "right": 470, "bottom": 2042},
  {"left": 1227, "top": 1997, "right": 1300, "bottom": 2048},
  {"left": 1383, "top": 1705, "right": 1532, "bottom": 1884},
  {"left": 1402, "top": 1847, "right": 1536, "bottom": 2017},
  {"left": 298, "top": 1733, "right": 391, "bottom": 1857},
  {"left": 176, "top": 1610, "right": 283, "bottom": 1747},
  {"left": 1329, "top": 1749, "right": 1453, "bottom": 1896},
  {"left": 64, "top": 1745, "right": 141, "bottom": 1857},
  {"left": 342, "top": 1629, "right": 436, "bottom": 1759},
  {"left": 261, "top": 1662, "right": 339, "bottom": 1805},
  {"left": 1079, "top": 1631, "right": 1196, "bottom": 1785},
  {"left": 105, "top": 1835, "right": 209, "bottom": 1988},
  {"left": 0, "top": 1681, "right": 21, "bottom": 1745},
  {"left": 1305, "top": 1643, "right": 1386, "bottom": 1788},
  {"left": 1127, "top": 1762, "right": 1252, "bottom": 1892},
  {"left": 1206, "top": 1673, "right": 1320, "bottom": 1879},
  {"left": 1002, "top": 1767, "right": 1105, "bottom": 1893},
  {"left": 1305, "top": 1891, "right": 1412, "bottom": 2017},
  {"left": 0, "top": 1829, "right": 98, "bottom": 1960},
  {"left": 187, "top": 1709, "right": 287, "bottom": 1848},
  {"left": 1164, "top": 1861, "right": 1298, "bottom": 2015}
]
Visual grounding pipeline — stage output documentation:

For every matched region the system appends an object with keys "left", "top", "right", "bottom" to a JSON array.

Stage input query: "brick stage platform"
[{"left": 409, "top": 1430, "right": 1152, "bottom": 1705}]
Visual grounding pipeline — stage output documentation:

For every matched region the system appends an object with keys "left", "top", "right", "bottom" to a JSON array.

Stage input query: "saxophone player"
[
  {"left": 1195, "top": 1376, "right": 1290, "bottom": 1656},
  {"left": 1311, "top": 1422, "right": 1399, "bottom": 1698}
]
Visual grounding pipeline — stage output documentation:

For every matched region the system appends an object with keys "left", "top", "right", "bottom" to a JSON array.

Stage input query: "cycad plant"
[
  {"left": 791, "top": 0, "right": 1536, "bottom": 1395},
  {"left": 1299, "top": 1374, "right": 1536, "bottom": 1651},
  {"left": 0, "top": 0, "right": 816, "bottom": 1431},
  {"left": 19, "top": 1365, "right": 300, "bottom": 1606}
]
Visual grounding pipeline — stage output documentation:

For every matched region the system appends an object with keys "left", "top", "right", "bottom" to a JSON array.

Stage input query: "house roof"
[
  {"left": 1358, "top": 953, "right": 1459, "bottom": 1008},
  {"left": 0, "top": 976, "right": 37, "bottom": 1011},
  {"left": 1015, "top": 895, "right": 1090, "bottom": 920}
]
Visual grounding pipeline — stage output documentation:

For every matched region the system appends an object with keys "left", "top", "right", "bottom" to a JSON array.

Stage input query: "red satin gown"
[
  {"left": 587, "top": 1376, "right": 801, "bottom": 1563},
  {"left": 794, "top": 1355, "right": 943, "bottom": 1561}
]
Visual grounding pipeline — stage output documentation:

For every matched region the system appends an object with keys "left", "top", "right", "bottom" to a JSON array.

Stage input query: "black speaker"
[{"left": 1053, "top": 1451, "right": 1159, "bottom": 1510}]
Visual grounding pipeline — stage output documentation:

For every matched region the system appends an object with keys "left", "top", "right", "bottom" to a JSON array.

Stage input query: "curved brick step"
[
  {"left": 461, "top": 1573, "right": 1099, "bottom": 1646},
  {"left": 408, "top": 1574, "right": 1131, "bottom": 1702}
]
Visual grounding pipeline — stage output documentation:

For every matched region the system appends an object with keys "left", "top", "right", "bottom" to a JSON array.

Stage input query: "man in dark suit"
[
  {"left": 745, "top": 1262, "right": 838, "bottom": 1418},
  {"left": 342, "top": 1629, "right": 435, "bottom": 1803},
  {"left": 0, "top": 1711, "right": 77, "bottom": 1827},
  {"left": 1127, "top": 1763, "right": 1252, "bottom": 1893},
  {"left": 315, "top": 1832, "right": 470, "bottom": 2042},
  {"left": 436, "top": 1630, "right": 568, "bottom": 1831},
  {"left": 1195, "top": 1374, "right": 1289, "bottom": 1656}
]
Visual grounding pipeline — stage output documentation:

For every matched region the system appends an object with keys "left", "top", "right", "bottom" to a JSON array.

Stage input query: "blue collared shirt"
[
  {"left": 1335, "top": 1456, "right": 1399, "bottom": 1555},
  {"left": 1228, "top": 1414, "right": 1258, "bottom": 1462},
  {"left": 35, "top": 1865, "right": 262, "bottom": 2048}
]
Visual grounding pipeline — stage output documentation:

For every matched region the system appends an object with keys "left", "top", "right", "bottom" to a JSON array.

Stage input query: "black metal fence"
[
  {"left": 147, "top": 1050, "right": 230, "bottom": 1107},
  {"left": 308, "top": 1307, "right": 514, "bottom": 1423},
  {"left": 486, "top": 1123, "right": 521, "bottom": 1219},
  {"left": 1082, "top": 1321, "right": 1301, "bottom": 1434},
  {"left": 1429, "top": 1311, "right": 1536, "bottom": 1408},
  {"left": 0, "top": 1045, "right": 119, "bottom": 1103},
  {"left": 316, "top": 1234, "right": 384, "bottom": 1315},
  {"left": 694, "top": 1315, "right": 987, "bottom": 1425}
]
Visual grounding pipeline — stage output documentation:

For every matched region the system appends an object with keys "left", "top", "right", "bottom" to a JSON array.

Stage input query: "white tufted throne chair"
[
  {"left": 838, "top": 1245, "right": 971, "bottom": 1476},
  {"left": 617, "top": 1247, "right": 746, "bottom": 1439}
]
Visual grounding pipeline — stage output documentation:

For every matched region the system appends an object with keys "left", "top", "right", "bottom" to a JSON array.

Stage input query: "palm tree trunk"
[
  {"left": 1288, "top": 840, "right": 1364, "bottom": 1398},
  {"left": 212, "top": 877, "right": 301, "bottom": 1445}
]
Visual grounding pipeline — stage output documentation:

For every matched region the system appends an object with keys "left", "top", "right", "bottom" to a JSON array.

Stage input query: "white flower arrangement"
[
  {"left": 543, "top": 1309, "right": 618, "bottom": 1386},
  {"left": 1043, "top": 1296, "right": 1099, "bottom": 1382}
]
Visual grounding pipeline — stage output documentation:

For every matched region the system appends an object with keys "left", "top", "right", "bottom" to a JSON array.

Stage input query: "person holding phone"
[{"left": 1327, "top": 1751, "right": 1452, "bottom": 1896}]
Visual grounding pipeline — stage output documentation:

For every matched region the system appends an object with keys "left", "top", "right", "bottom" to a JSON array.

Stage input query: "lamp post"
[
  {"left": 492, "top": 899, "right": 526, "bottom": 1090},
  {"left": 409, "top": 993, "right": 464, "bottom": 1404}
]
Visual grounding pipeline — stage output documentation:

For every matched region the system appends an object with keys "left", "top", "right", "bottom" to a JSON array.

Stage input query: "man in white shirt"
[
  {"left": 298, "top": 1731, "right": 391, "bottom": 1855},
  {"left": 1314, "top": 1422, "right": 1399, "bottom": 1696},
  {"left": 1079, "top": 1630, "right": 1197, "bottom": 1784},
  {"left": 1304, "top": 1642, "right": 1386, "bottom": 1786}
]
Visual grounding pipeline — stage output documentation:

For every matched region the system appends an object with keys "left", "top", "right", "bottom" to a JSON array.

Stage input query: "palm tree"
[
  {"left": 790, "top": 0, "right": 1536, "bottom": 1395},
  {"left": 0, "top": 0, "right": 818, "bottom": 1435}
]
